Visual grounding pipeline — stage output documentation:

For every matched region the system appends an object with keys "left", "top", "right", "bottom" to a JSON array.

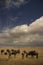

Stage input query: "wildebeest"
[
  {"left": 7, "top": 49, "right": 20, "bottom": 59},
  {"left": 23, "top": 50, "right": 38, "bottom": 59},
  {"left": 1, "top": 49, "right": 4, "bottom": 54}
]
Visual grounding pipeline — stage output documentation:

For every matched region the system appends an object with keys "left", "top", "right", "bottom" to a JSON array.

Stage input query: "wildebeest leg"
[
  {"left": 8, "top": 53, "right": 11, "bottom": 59},
  {"left": 26, "top": 54, "right": 28, "bottom": 58},
  {"left": 31, "top": 55, "right": 34, "bottom": 58},
  {"left": 36, "top": 54, "right": 38, "bottom": 59},
  {"left": 21, "top": 53, "right": 24, "bottom": 59},
  {"left": 14, "top": 54, "right": 16, "bottom": 58}
]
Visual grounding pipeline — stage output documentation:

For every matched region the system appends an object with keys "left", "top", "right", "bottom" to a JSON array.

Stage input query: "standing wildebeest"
[
  {"left": 23, "top": 50, "right": 38, "bottom": 59},
  {"left": 1, "top": 49, "right": 4, "bottom": 54}
]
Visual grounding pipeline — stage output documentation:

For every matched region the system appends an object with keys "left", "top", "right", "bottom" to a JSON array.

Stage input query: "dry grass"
[{"left": 0, "top": 46, "right": 43, "bottom": 65}]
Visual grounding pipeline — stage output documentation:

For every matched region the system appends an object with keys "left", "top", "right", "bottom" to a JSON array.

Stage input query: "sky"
[{"left": 0, "top": 0, "right": 43, "bottom": 46}]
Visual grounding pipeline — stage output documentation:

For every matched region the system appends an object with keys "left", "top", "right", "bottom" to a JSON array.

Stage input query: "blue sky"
[
  {"left": 0, "top": 0, "right": 43, "bottom": 46},
  {"left": 0, "top": 0, "right": 43, "bottom": 30}
]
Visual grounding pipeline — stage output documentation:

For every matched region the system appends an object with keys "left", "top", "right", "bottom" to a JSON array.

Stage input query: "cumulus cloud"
[
  {"left": 0, "top": 16, "right": 43, "bottom": 45},
  {"left": 28, "top": 16, "right": 43, "bottom": 34},
  {"left": 10, "top": 24, "right": 29, "bottom": 33}
]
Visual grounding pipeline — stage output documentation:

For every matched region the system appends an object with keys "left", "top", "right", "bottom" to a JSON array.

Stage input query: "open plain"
[{"left": 0, "top": 46, "right": 43, "bottom": 65}]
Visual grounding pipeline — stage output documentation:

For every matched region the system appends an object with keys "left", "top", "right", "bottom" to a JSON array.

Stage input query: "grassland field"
[{"left": 0, "top": 46, "right": 43, "bottom": 65}]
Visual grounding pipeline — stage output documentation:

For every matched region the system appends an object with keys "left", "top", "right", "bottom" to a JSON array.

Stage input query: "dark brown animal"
[
  {"left": 1, "top": 49, "right": 4, "bottom": 54},
  {"left": 23, "top": 50, "right": 38, "bottom": 59}
]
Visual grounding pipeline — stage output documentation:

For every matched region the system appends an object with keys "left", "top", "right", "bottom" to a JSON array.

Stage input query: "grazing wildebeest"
[
  {"left": 1, "top": 49, "right": 4, "bottom": 54},
  {"left": 11, "top": 49, "right": 20, "bottom": 56},
  {"left": 8, "top": 49, "right": 20, "bottom": 59},
  {"left": 23, "top": 50, "right": 38, "bottom": 59}
]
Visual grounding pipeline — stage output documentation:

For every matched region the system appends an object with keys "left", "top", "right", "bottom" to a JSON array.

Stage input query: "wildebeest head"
[
  {"left": 6, "top": 49, "right": 10, "bottom": 53},
  {"left": 4, "top": 52, "right": 7, "bottom": 55},
  {"left": 1, "top": 49, "right": 4, "bottom": 54}
]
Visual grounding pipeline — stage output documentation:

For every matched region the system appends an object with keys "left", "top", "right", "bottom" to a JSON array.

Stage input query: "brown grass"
[{"left": 0, "top": 46, "right": 43, "bottom": 65}]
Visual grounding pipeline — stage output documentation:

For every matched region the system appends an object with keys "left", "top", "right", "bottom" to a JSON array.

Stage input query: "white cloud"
[
  {"left": 10, "top": 24, "right": 29, "bottom": 33},
  {"left": 28, "top": 16, "right": 43, "bottom": 34},
  {"left": 0, "top": 16, "right": 43, "bottom": 45}
]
